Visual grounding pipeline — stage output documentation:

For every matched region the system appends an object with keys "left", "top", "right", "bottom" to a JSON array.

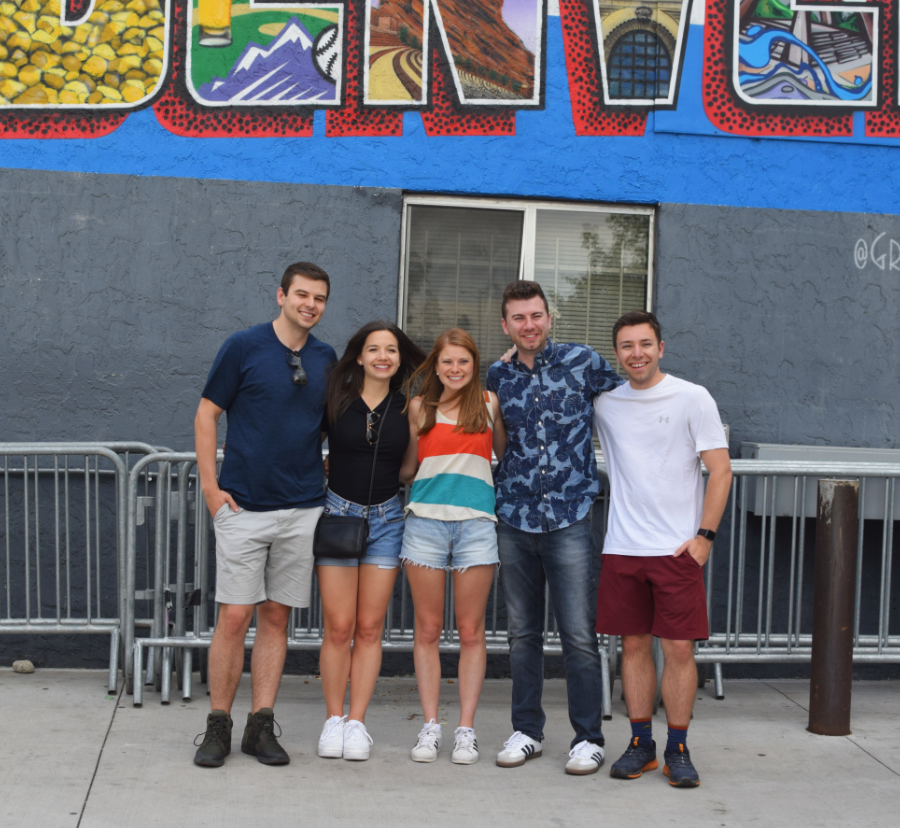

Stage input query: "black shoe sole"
[
  {"left": 664, "top": 766, "right": 700, "bottom": 787},
  {"left": 194, "top": 751, "right": 228, "bottom": 768},
  {"left": 241, "top": 745, "right": 290, "bottom": 765}
]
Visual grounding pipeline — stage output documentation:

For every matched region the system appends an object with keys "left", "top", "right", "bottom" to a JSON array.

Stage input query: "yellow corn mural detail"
[{"left": 0, "top": 0, "right": 165, "bottom": 106}]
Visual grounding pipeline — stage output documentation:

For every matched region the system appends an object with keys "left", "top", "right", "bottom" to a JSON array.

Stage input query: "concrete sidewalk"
[{"left": 1, "top": 670, "right": 898, "bottom": 828}]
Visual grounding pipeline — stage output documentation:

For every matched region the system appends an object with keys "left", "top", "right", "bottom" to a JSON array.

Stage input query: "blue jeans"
[{"left": 497, "top": 515, "right": 605, "bottom": 749}]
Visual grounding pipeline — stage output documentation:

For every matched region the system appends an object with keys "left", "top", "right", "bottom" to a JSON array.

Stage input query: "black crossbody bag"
[{"left": 313, "top": 394, "right": 391, "bottom": 560}]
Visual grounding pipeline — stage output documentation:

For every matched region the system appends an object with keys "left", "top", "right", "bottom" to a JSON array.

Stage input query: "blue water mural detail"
[{"left": 738, "top": 25, "right": 872, "bottom": 103}]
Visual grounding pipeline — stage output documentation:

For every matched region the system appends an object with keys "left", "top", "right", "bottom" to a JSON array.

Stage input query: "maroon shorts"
[{"left": 596, "top": 553, "right": 709, "bottom": 641}]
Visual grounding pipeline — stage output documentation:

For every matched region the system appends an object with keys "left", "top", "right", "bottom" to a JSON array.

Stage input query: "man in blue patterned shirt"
[{"left": 487, "top": 281, "right": 621, "bottom": 776}]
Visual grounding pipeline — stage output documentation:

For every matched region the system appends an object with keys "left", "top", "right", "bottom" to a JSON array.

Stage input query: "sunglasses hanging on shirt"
[
  {"left": 285, "top": 351, "right": 307, "bottom": 386},
  {"left": 366, "top": 410, "right": 381, "bottom": 445}
]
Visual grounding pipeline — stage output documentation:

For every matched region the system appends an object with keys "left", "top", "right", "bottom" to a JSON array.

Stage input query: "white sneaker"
[
  {"left": 317, "top": 715, "right": 346, "bottom": 758},
  {"left": 565, "top": 740, "right": 605, "bottom": 775},
  {"left": 410, "top": 719, "right": 442, "bottom": 762},
  {"left": 343, "top": 719, "right": 373, "bottom": 761},
  {"left": 496, "top": 731, "right": 543, "bottom": 767},
  {"left": 451, "top": 727, "right": 479, "bottom": 765}
]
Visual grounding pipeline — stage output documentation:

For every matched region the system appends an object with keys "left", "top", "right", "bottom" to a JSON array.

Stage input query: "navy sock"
[
  {"left": 630, "top": 718, "right": 653, "bottom": 747},
  {"left": 666, "top": 724, "right": 689, "bottom": 754}
]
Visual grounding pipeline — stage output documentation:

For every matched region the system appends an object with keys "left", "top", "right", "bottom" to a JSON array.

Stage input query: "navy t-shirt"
[{"left": 201, "top": 323, "right": 337, "bottom": 511}]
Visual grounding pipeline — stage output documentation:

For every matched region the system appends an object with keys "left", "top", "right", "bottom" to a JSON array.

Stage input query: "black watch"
[{"left": 697, "top": 528, "right": 716, "bottom": 541}]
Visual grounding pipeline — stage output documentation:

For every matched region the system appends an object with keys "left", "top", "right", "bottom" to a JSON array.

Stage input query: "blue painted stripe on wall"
[{"left": 0, "top": 20, "right": 898, "bottom": 215}]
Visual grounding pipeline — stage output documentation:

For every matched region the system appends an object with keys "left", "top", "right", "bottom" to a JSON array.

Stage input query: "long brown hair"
[
  {"left": 406, "top": 328, "right": 489, "bottom": 435},
  {"left": 325, "top": 321, "right": 426, "bottom": 425}
]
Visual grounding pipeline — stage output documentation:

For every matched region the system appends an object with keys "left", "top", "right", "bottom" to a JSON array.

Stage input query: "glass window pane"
[
  {"left": 404, "top": 205, "right": 523, "bottom": 384},
  {"left": 533, "top": 209, "right": 650, "bottom": 371}
]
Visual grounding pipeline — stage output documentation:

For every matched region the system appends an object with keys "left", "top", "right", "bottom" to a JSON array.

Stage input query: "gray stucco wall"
[
  {"left": 656, "top": 204, "right": 900, "bottom": 678},
  {"left": 2, "top": 177, "right": 897, "bottom": 676},
  {"left": 0, "top": 168, "right": 403, "bottom": 449},
  {"left": 0, "top": 169, "right": 404, "bottom": 671},
  {"left": 656, "top": 203, "right": 900, "bottom": 451}
]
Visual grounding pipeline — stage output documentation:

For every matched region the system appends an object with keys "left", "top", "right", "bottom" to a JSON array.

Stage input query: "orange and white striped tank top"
[{"left": 406, "top": 393, "right": 496, "bottom": 522}]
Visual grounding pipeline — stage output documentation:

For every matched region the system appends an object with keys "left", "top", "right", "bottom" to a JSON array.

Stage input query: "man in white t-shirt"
[{"left": 592, "top": 311, "right": 732, "bottom": 788}]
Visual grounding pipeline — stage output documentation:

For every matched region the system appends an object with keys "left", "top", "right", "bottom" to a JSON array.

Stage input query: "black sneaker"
[
  {"left": 609, "top": 737, "right": 659, "bottom": 779},
  {"left": 241, "top": 708, "right": 290, "bottom": 765},
  {"left": 664, "top": 744, "right": 700, "bottom": 787},
  {"left": 193, "top": 710, "right": 233, "bottom": 767}
]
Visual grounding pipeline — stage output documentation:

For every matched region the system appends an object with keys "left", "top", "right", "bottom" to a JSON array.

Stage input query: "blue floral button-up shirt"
[{"left": 487, "top": 340, "right": 622, "bottom": 533}]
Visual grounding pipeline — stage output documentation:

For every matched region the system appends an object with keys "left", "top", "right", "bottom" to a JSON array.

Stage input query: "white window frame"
[{"left": 397, "top": 195, "right": 656, "bottom": 326}]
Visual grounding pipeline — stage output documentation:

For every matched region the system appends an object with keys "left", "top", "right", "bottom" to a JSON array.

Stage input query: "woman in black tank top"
[{"left": 315, "top": 322, "right": 424, "bottom": 761}]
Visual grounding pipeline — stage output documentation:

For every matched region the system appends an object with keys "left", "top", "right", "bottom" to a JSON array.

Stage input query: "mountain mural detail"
[{"left": 197, "top": 19, "right": 338, "bottom": 104}]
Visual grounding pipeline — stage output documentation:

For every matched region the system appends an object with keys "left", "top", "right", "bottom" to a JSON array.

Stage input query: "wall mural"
[
  {"left": 733, "top": 1, "right": 877, "bottom": 107},
  {"left": 593, "top": 0, "right": 690, "bottom": 108},
  {"left": 0, "top": 0, "right": 899, "bottom": 140},
  {"left": 363, "top": 0, "right": 540, "bottom": 106},
  {"left": 186, "top": 3, "right": 343, "bottom": 106}
]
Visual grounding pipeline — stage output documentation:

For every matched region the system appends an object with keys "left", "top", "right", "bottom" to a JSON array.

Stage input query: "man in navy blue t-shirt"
[{"left": 192, "top": 262, "right": 337, "bottom": 768}]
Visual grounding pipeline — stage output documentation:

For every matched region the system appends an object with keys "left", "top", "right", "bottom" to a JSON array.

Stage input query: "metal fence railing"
[
  {"left": 692, "top": 460, "right": 900, "bottom": 688},
  {"left": 0, "top": 443, "right": 162, "bottom": 692},
  {"left": 7, "top": 445, "right": 897, "bottom": 709},
  {"left": 126, "top": 454, "right": 900, "bottom": 708},
  {"left": 599, "top": 459, "right": 900, "bottom": 702},
  {"left": 125, "top": 451, "right": 614, "bottom": 711}
]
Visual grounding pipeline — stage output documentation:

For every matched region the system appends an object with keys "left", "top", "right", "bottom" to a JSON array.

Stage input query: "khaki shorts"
[{"left": 212, "top": 504, "right": 324, "bottom": 608}]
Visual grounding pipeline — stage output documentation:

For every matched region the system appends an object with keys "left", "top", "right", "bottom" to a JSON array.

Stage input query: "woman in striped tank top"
[{"left": 399, "top": 328, "right": 506, "bottom": 765}]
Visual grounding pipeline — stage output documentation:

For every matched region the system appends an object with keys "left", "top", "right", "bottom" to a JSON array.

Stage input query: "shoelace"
[
  {"left": 321, "top": 715, "right": 346, "bottom": 740},
  {"left": 416, "top": 723, "right": 441, "bottom": 749},
  {"left": 345, "top": 721, "right": 373, "bottom": 746},
  {"left": 502, "top": 731, "right": 533, "bottom": 752},
  {"left": 568, "top": 740, "right": 602, "bottom": 760},
  {"left": 454, "top": 728, "right": 477, "bottom": 752},
  {"left": 258, "top": 715, "right": 283, "bottom": 746},
  {"left": 668, "top": 745, "right": 690, "bottom": 765},
  {"left": 194, "top": 717, "right": 226, "bottom": 746},
  {"left": 623, "top": 737, "right": 649, "bottom": 755}
]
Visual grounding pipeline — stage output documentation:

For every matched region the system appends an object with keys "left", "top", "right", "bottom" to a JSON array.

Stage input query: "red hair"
[{"left": 405, "top": 328, "right": 488, "bottom": 435}]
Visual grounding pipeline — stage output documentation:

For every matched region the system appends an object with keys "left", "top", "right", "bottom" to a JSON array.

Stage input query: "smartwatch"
[{"left": 697, "top": 528, "right": 716, "bottom": 541}]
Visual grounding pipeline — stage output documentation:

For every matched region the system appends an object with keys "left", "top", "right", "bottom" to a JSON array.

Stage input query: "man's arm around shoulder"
[
  {"left": 195, "top": 397, "right": 239, "bottom": 517},
  {"left": 587, "top": 346, "right": 623, "bottom": 394},
  {"left": 673, "top": 448, "right": 732, "bottom": 567}
]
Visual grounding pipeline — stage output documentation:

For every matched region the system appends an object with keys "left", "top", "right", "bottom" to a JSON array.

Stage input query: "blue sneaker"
[
  {"left": 663, "top": 744, "right": 700, "bottom": 787},
  {"left": 609, "top": 737, "right": 658, "bottom": 779}
]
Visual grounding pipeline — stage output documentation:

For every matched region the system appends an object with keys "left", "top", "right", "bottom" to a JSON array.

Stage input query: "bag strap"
[{"left": 363, "top": 392, "right": 392, "bottom": 514}]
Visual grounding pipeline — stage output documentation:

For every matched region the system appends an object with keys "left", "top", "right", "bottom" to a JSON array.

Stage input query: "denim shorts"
[
  {"left": 315, "top": 490, "right": 405, "bottom": 569},
  {"left": 400, "top": 513, "right": 499, "bottom": 571}
]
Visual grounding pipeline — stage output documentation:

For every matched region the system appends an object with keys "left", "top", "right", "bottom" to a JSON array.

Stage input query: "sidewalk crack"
[
  {"left": 763, "top": 681, "right": 900, "bottom": 779},
  {"left": 76, "top": 680, "right": 125, "bottom": 828},
  {"left": 762, "top": 681, "right": 808, "bottom": 711}
]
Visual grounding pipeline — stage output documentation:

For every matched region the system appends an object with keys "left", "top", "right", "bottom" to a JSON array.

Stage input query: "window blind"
[
  {"left": 533, "top": 209, "right": 649, "bottom": 370},
  {"left": 404, "top": 205, "right": 523, "bottom": 384}
]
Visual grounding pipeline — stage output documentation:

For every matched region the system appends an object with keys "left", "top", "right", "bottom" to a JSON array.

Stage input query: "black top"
[{"left": 324, "top": 392, "right": 409, "bottom": 505}]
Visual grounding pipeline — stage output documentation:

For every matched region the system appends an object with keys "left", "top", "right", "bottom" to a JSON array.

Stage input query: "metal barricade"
[
  {"left": 596, "top": 460, "right": 900, "bottom": 702},
  {"left": 698, "top": 461, "right": 900, "bottom": 683},
  {"left": 0, "top": 443, "right": 155, "bottom": 692},
  {"left": 126, "top": 451, "right": 613, "bottom": 715}
]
